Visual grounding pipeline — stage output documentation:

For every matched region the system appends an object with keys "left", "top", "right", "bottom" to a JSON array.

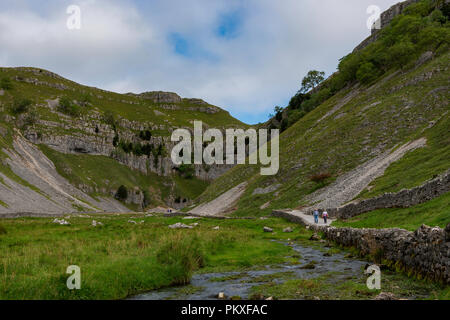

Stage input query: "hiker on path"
[
  {"left": 313, "top": 210, "right": 319, "bottom": 224},
  {"left": 323, "top": 210, "right": 329, "bottom": 224}
]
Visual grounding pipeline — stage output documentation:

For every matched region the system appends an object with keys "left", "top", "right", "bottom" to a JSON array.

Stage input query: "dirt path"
[
  {"left": 304, "top": 138, "right": 427, "bottom": 211},
  {"left": 189, "top": 182, "right": 247, "bottom": 216}
]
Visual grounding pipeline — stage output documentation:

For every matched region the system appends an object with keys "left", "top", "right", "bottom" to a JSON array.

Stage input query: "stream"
[{"left": 131, "top": 241, "right": 369, "bottom": 300}]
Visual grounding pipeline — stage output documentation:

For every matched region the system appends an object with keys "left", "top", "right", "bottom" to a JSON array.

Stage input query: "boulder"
[
  {"left": 263, "top": 227, "right": 274, "bottom": 233},
  {"left": 283, "top": 227, "right": 293, "bottom": 233}
]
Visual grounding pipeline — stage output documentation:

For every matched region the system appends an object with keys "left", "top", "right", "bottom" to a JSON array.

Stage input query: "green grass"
[
  {"left": 332, "top": 192, "right": 450, "bottom": 231},
  {"left": 0, "top": 215, "right": 310, "bottom": 300}
]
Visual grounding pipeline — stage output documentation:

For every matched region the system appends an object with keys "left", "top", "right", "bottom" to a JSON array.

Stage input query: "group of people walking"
[{"left": 313, "top": 209, "right": 328, "bottom": 224}]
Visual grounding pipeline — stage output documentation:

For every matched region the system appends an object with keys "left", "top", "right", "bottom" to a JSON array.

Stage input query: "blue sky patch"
[{"left": 216, "top": 10, "right": 244, "bottom": 39}]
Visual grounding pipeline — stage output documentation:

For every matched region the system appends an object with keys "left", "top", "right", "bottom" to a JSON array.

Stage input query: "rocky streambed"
[{"left": 131, "top": 241, "right": 369, "bottom": 300}]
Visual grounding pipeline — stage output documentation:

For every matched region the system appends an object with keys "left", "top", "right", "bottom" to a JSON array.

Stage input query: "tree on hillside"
[{"left": 299, "top": 70, "right": 325, "bottom": 93}]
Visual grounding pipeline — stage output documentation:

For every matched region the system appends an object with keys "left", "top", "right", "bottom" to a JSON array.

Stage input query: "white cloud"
[{"left": 0, "top": 0, "right": 400, "bottom": 123}]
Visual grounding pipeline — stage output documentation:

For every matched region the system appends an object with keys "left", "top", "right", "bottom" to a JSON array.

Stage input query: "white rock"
[
  {"left": 52, "top": 218, "right": 70, "bottom": 225},
  {"left": 169, "top": 223, "right": 193, "bottom": 229},
  {"left": 213, "top": 226, "right": 220, "bottom": 230}
]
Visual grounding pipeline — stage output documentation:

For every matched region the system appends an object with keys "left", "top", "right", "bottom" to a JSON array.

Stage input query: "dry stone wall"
[
  {"left": 328, "top": 170, "right": 450, "bottom": 219},
  {"left": 272, "top": 210, "right": 450, "bottom": 284}
]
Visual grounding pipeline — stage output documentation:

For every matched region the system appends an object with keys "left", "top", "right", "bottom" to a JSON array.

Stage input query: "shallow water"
[{"left": 131, "top": 241, "right": 368, "bottom": 300}]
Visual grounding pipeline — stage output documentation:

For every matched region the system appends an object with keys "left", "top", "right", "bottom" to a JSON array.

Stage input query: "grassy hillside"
[{"left": 194, "top": 48, "right": 449, "bottom": 217}]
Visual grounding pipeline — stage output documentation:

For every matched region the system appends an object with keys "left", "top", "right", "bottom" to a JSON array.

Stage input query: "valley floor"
[{"left": 0, "top": 213, "right": 448, "bottom": 300}]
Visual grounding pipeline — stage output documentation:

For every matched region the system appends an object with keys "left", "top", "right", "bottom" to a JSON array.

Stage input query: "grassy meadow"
[{"left": 0, "top": 214, "right": 309, "bottom": 300}]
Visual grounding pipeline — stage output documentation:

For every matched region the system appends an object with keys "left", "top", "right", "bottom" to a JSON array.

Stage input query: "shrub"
[
  {"left": 388, "top": 41, "right": 416, "bottom": 69},
  {"left": 115, "top": 185, "right": 128, "bottom": 201},
  {"left": 142, "top": 190, "right": 151, "bottom": 207},
  {"left": 177, "top": 164, "right": 195, "bottom": 179},
  {"left": 102, "top": 111, "right": 116, "bottom": 128},
  {"left": 139, "top": 130, "right": 152, "bottom": 141},
  {"left": 356, "top": 62, "right": 380, "bottom": 84},
  {"left": 309, "top": 172, "right": 332, "bottom": 183},
  {"left": 58, "top": 97, "right": 81, "bottom": 117},
  {"left": 156, "top": 235, "right": 205, "bottom": 285},
  {"left": 24, "top": 109, "right": 38, "bottom": 126},
  {"left": 11, "top": 98, "right": 32, "bottom": 115},
  {"left": 0, "top": 77, "right": 13, "bottom": 90}
]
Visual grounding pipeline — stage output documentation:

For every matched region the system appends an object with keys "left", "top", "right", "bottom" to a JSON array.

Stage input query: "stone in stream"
[
  {"left": 217, "top": 292, "right": 226, "bottom": 299},
  {"left": 283, "top": 227, "right": 293, "bottom": 233},
  {"left": 263, "top": 227, "right": 273, "bottom": 233},
  {"left": 373, "top": 292, "right": 397, "bottom": 300},
  {"left": 300, "top": 261, "right": 316, "bottom": 269},
  {"left": 309, "top": 233, "right": 320, "bottom": 241}
]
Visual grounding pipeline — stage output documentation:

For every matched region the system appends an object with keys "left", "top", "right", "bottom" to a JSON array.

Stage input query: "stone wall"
[
  {"left": 328, "top": 170, "right": 450, "bottom": 219},
  {"left": 272, "top": 210, "right": 450, "bottom": 284}
]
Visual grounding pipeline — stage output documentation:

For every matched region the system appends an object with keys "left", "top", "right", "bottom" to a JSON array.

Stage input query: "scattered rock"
[
  {"left": 283, "top": 227, "right": 293, "bottom": 233},
  {"left": 190, "top": 223, "right": 199, "bottom": 227},
  {"left": 265, "top": 296, "right": 273, "bottom": 301},
  {"left": 259, "top": 217, "right": 268, "bottom": 220},
  {"left": 217, "top": 292, "right": 226, "bottom": 299},
  {"left": 91, "top": 220, "right": 103, "bottom": 227},
  {"left": 169, "top": 223, "right": 193, "bottom": 229},
  {"left": 128, "top": 220, "right": 137, "bottom": 224},
  {"left": 252, "top": 184, "right": 281, "bottom": 195},
  {"left": 145, "top": 214, "right": 154, "bottom": 217},
  {"left": 309, "top": 233, "right": 320, "bottom": 241},
  {"left": 314, "top": 296, "right": 321, "bottom": 300},
  {"left": 373, "top": 292, "right": 397, "bottom": 300},
  {"left": 52, "top": 218, "right": 70, "bottom": 225},
  {"left": 183, "top": 216, "right": 198, "bottom": 220},
  {"left": 213, "top": 226, "right": 220, "bottom": 230},
  {"left": 263, "top": 227, "right": 274, "bottom": 233}
]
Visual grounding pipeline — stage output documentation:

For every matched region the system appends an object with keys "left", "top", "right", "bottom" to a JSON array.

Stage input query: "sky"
[{"left": 0, "top": 0, "right": 401, "bottom": 124}]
